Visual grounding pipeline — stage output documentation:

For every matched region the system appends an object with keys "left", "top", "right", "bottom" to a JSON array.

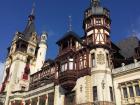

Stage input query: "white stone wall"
[
  {"left": 76, "top": 76, "right": 87, "bottom": 104},
  {"left": 35, "top": 42, "right": 47, "bottom": 74},
  {"left": 90, "top": 48, "right": 113, "bottom": 102},
  {"left": 54, "top": 85, "right": 65, "bottom": 105}
]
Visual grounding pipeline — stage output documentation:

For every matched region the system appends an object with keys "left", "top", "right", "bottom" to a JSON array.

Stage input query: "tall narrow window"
[
  {"left": 79, "top": 57, "right": 83, "bottom": 69},
  {"left": 48, "top": 92, "right": 54, "bottom": 105},
  {"left": 39, "top": 95, "right": 46, "bottom": 105},
  {"left": 93, "top": 86, "right": 98, "bottom": 101},
  {"left": 123, "top": 87, "right": 128, "bottom": 98},
  {"left": 109, "top": 87, "right": 114, "bottom": 101},
  {"left": 69, "top": 58, "right": 74, "bottom": 70},
  {"left": 83, "top": 55, "right": 87, "bottom": 68},
  {"left": 129, "top": 86, "right": 134, "bottom": 97},
  {"left": 61, "top": 63, "right": 67, "bottom": 72},
  {"left": 135, "top": 85, "right": 140, "bottom": 96},
  {"left": 31, "top": 97, "right": 38, "bottom": 105},
  {"left": 91, "top": 53, "right": 95, "bottom": 67},
  {"left": 61, "top": 64, "right": 65, "bottom": 72}
]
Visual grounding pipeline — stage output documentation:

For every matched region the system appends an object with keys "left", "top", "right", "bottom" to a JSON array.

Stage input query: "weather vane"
[{"left": 31, "top": 2, "right": 35, "bottom": 15}]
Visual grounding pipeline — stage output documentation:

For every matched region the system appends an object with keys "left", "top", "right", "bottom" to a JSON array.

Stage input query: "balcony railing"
[
  {"left": 122, "top": 97, "right": 140, "bottom": 105},
  {"left": 112, "top": 60, "right": 140, "bottom": 74},
  {"left": 77, "top": 68, "right": 91, "bottom": 78},
  {"left": 59, "top": 47, "right": 76, "bottom": 56}
]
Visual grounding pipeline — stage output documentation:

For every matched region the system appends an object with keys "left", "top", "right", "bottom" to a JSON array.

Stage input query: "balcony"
[{"left": 59, "top": 70, "right": 77, "bottom": 91}]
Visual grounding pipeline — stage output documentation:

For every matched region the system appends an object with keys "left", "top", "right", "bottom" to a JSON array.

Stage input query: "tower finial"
[
  {"left": 31, "top": 2, "right": 35, "bottom": 16},
  {"left": 91, "top": 0, "right": 100, "bottom": 7},
  {"left": 68, "top": 16, "right": 72, "bottom": 32},
  {"left": 28, "top": 2, "right": 35, "bottom": 21}
]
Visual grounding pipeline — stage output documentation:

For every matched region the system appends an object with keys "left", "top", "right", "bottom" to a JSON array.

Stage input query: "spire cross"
[{"left": 68, "top": 16, "right": 72, "bottom": 32}]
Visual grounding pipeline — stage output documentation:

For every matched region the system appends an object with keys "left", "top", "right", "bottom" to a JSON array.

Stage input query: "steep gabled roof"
[
  {"left": 23, "top": 4, "right": 36, "bottom": 40},
  {"left": 56, "top": 31, "right": 82, "bottom": 45},
  {"left": 23, "top": 18, "right": 36, "bottom": 38}
]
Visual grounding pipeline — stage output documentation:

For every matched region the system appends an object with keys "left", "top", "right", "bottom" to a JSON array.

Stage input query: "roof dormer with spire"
[{"left": 23, "top": 3, "right": 36, "bottom": 41}]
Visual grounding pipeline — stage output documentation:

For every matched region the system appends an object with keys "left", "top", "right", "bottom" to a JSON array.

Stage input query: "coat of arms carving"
[{"left": 97, "top": 52, "right": 105, "bottom": 65}]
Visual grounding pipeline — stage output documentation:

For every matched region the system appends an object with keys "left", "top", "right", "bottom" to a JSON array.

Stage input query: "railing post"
[
  {"left": 134, "top": 59, "right": 138, "bottom": 67},
  {"left": 121, "top": 63, "right": 125, "bottom": 71}
]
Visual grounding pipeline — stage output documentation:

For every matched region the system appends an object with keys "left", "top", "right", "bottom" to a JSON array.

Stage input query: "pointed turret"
[
  {"left": 35, "top": 32, "right": 48, "bottom": 72},
  {"left": 23, "top": 3, "right": 36, "bottom": 40}
]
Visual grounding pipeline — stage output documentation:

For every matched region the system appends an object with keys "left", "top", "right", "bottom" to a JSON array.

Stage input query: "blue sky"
[{"left": 0, "top": 0, "right": 140, "bottom": 62}]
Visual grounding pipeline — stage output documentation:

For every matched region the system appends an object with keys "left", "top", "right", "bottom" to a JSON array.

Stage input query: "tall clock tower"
[
  {"left": 83, "top": 0, "right": 114, "bottom": 104},
  {"left": 0, "top": 6, "right": 47, "bottom": 105}
]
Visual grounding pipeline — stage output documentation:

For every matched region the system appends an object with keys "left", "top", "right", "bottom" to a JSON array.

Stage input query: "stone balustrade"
[{"left": 112, "top": 59, "right": 140, "bottom": 74}]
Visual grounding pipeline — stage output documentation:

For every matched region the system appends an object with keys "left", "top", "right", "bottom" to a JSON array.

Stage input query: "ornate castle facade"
[{"left": 0, "top": 0, "right": 140, "bottom": 105}]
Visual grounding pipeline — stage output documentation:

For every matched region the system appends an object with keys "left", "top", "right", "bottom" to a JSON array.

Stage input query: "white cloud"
[{"left": 0, "top": 62, "right": 4, "bottom": 84}]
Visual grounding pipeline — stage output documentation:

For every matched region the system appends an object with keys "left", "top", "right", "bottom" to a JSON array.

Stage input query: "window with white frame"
[
  {"left": 69, "top": 58, "right": 74, "bottom": 70},
  {"left": 61, "top": 63, "right": 67, "bottom": 72}
]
